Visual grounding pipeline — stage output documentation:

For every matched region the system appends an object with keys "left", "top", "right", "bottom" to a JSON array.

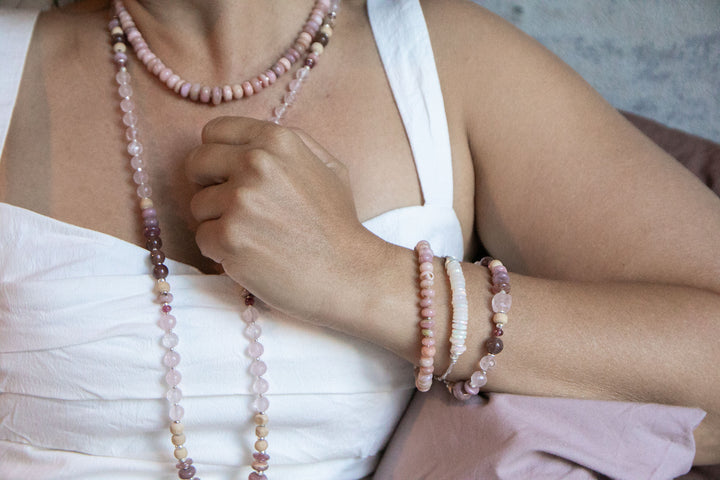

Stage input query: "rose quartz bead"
[
  {"left": 136, "top": 184, "right": 152, "bottom": 198},
  {"left": 126, "top": 126, "right": 139, "bottom": 141},
  {"left": 169, "top": 404, "right": 184, "bottom": 421},
  {"left": 283, "top": 91, "right": 297, "bottom": 105},
  {"left": 242, "top": 307, "right": 259, "bottom": 323},
  {"left": 158, "top": 313, "right": 176, "bottom": 331},
  {"left": 479, "top": 354, "right": 496, "bottom": 371},
  {"left": 492, "top": 292, "right": 512, "bottom": 313},
  {"left": 116, "top": 70, "right": 130, "bottom": 84},
  {"left": 118, "top": 83, "right": 133, "bottom": 97},
  {"left": 253, "top": 378, "right": 269, "bottom": 395},
  {"left": 166, "top": 387, "right": 182, "bottom": 403},
  {"left": 470, "top": 371, "right": 488, "bottom": 388},
  {"left": 245, "top": 323, "right": 262, "bottom": 340},
  {"left": 248, "top": 341, "right": 264, "bottom": 357},
  {"left": 165, "top": 369, "right": 182, "bottom": 387},
  {"left": 163, "top": 350, "right": 181, "bottom": 367},
  {"left": 250, "top": 360, "right": 267, "bottom": 376},
  {"left": 222, "top": 85, "right": 233, "bottom": 102},
  {"left": 289, "top": 78, "right": 303, "bottom": 92},
  {"left": 253, "top": 396, "right": 269, "bottom": 412},
  {"left": 123, "top": 112, "right": 139, "bottom": 127},
  {"left": 162, "top": 332, "right": 179, "bottom": 348}
]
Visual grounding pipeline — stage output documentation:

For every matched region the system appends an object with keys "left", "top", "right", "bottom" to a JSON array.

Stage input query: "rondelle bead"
[
  {"left": 493, "top": 312, "right": 508, "bottom": 325},
  {"left": 252, "top": 461, "right": 269, "bottom": 472},
  {"left": 451, "top": 381, "right": 472, "bottom": 401},
  {"left": 486, "top": 337, "right": 504, "bottom": 355},
  {"left": 463, "top": 380, "right": 480, "bottom": 396},
  {"left": 493, "top": 327, "right": 504, "bottom": 337},
  {"left": 178, "top": 465, "right": 196, "bottom": 479},
  {"left": 249, "top": 473, "right": 268, "bottom": 480}
]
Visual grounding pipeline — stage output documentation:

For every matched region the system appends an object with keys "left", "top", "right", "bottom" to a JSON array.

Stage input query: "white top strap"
[
  {"left": 0, "top": 9, "right": 38, "bottom": 157},
  {"left": 367, "top": 0, "right": 454, "bottom": 207}
]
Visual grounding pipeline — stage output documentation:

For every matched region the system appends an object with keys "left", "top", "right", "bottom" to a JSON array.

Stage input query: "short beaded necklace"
[{"left": 108, "top": 1, "right": 339, "bottom": 479}]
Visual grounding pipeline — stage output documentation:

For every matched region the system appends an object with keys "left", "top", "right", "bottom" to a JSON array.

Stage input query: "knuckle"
[{"left": 245, "top": 148, "right": 274, "bottom": 173}]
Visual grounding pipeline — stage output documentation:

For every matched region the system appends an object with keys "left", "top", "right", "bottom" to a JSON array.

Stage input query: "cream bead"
[
  {"left": 173, "top": 446, "right": 188, "bottom": 460},
  {"left": 254, "top": 413, "right": 269, "bottom": 426},
  {"left": 169, "top": 422, "right": 184, "bottom": 435},
  {"left": 256, "top": 426, "right": 269, "bottom": 438},
  {"left": 310, "top": 42, "right": 324, "bottom": 54},
  {"left": 111, "top": 26, "right": 124, "bottom": 36},
  {"left": 488, "top": 259, "right": 504, "bottom": 270},
  {"left": 255, "top": 439, "right": 268, "bottom": 451},
  {"left": 140, "top": 197, "right": 153, "bottom": 209},
  {"left": 320, "top": 24, "right": 333, "bottom": 36},
  {"left": 155, "top": 280, "right": 170, "bottom": 293},
  {"left": 493, "top": 312, "right": 508, "bottom": 325},
  {"left": 113, "top": 42, "right": 127, "bottom": 53},
  {"left": 171, "top": 433, "right": 186, "bottom": 446}
]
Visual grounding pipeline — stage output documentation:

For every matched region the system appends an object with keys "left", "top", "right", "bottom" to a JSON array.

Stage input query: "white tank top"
[{"left": 0, "top": 2, "right": 463, "bottom": 478}]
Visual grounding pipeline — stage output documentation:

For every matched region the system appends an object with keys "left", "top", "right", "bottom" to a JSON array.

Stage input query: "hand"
[{"left": 186, "top": 116, "right": 380, "bottom": 323}]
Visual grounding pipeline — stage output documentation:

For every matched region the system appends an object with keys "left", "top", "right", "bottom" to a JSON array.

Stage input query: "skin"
[{"left": 1, "top": 0, "right": 719, "bottom": 467}]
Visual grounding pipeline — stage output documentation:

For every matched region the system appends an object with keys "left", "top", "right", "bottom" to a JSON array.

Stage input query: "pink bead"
[
  {"left": 189, "top": 83, "right": 202, "bottom": 101},
  {"left": 120, "top": 98, "right": 135, "bottom": 112},
  {"left": 253, "top": 452, "right": 271, "bottom": 462},
  {"left": 169, "top": 404, "right": 185, "bottom": 421},
  {"left": 470, "top": 371, "right": 488, "bottom": 388},
  {"left": 248, "top": 341, "right": 264, "bottom": 357},
  {"left": 200, "top": 86, "right": 212, "bottom": 103},
  {"left": 211, "top": 86, "right": 223, "bottom": 105},
  {"left": 222, "top": 85, "right": 233, "bottom": 102},
  {"left": 232, "top": 84, "right": 244, "bottom": 99},
  {"left": 419, "top": 262, "right": 433, "bottom": 272},
  {"left": 245, "top": 323, "right": 262, "bottom": 340},
  {"left": 419, "top": 366, "right": 434, "bottom": 375},
  {"left": 419, "top": 297, "right": 432, "bottom": 308},
  {"left": 419, "top": 271, "right": 434, "bottom": 281},
  {"left": 158, "top": 68, "right": 172, "bottom": 82},
  {"left": 242, "top": 81, "right": 254, "bottom": 97},
  {"left": 265, "top": 70, "right": 277, "bottom": 84},
  {"left": 419, "top": 319, "right": 435, "bottom": 329},
  {"left": 452, "top": 382, "right": 472, "bottom": 401},
  {"left": 165, "top": 369, "right": 182, "bottom": 386},
  {"left": 253, "top": 377, "right": 270, "bottom": 395},
  {"left": 253, "top": 396, "right": 269, "bottom": 412},
  {"left": 250, "top": 360, "right": 267, "bottom": 376},
  {"left": 166, "top": 74, "right": 180, "bottom": 89},
  {"left": 113, "top": 52, "right": 127, "bottom": 65},
  {"left": 145, "top": 57, "right": 159, "bottom": 70},
  {"left": 491, "top": 292, "right": 512, "bottom": 313},
  {"left": 463, "top": 380, "right": 480, "bottom": 396},
  {"left": 158, "top": 313, "right": 176, "bottom": 331},
  {"left": 419, "top": 357, "right": 433, "bottom": 367},
  {"left": 272, "top": 63, "right": 285, "bottom": 76},
  {"left": 479, "top": 355, "right": 496, "bottom": 371},
  {"left": 152, "top": 61, "right": 165, "bottom": 76},
  {"left": 163, "top": 350, "right": 181, "bottom": 367},
  {"left": 259, "top": 73, "right": 270, "bottom": 88},
  {"left": 419, "top": 279, "right": 434, "bottom": 290},
  {"left": 421, "top": 337, "right": 436, "bottom": 346},
  {"left": 242, "top": 307, "right": 259, "bottom": 323},
  {"left": 418, "top": 253, "right": 433, "bottom": 263},
  {"left": 251, "top": 78, "right": 263, "bottom": 94},
  {"left": 252, "top": 461, "right": 269, "bottom": 472},
  {"left": 162, "top": 332, "right": 179, "bottom": 348},
  {"left": 298, "top": 32, "right": 312, "bottom": 49},
  {"left": 180, "top": 82, "right": 192, "bottom": 98},
  {"left": 278, "top": 57, "right": 291, "bottom": 71},
  {"left": 421, "top": 346, "right": 436, "bottom": 357},
  {"left": 283, "top": 91, "right": 297, "bottom": 105},
  {"left": 420, "top": 307, "right": 435, "bottom": 318},
  {"left": 420, "top": 289, "right": 435, "bottom": 298},
  {"left": 289, "top": 79, "right": 303, "bottom": 92}
]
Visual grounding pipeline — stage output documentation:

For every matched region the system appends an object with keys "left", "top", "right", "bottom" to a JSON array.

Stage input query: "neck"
[{"left": 121, "top": 0, "right": 322, "bottom": 82}]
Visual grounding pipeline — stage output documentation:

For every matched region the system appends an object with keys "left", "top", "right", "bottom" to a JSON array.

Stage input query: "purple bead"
[
  {"left": 153, "top": 264, "right": 169, "bottom": 279},
  {"left": 141, "top": 207, "right": 157, "bottom": 218},
  {"left": 452, "top": 381, "right": 472, "bottom": 401},
  {"left": 178, "top": 466, "right": 196, "bottom": 479},
  {"left": 144, "top": 217, "right": 159, "bottom": 227},
  {"left": 253, "top": 452, "right": 270, "bottom": 462},
  {"left": 316, "top": 33, "right": 329, "bottom": 46},
  {"left": 146, "top": 237, "right": 163, "bottom": 250},
  {"left": 144, "top": 226, "right": 161, "bottom": 238},
  {"left": 249, "top": 473, "right": 268, "bottom": 480},
  {"left": 113, "top": 52, "right": 128, "bottom": 65},
  {"left": 478, "top": 256, "right": 493, "bottom": 266},
  {"left": 486, "top": 337, "right": 504, "bottom": 355},
  {"left": 463, "top": 380, "right": 480, "bottom": 396}
]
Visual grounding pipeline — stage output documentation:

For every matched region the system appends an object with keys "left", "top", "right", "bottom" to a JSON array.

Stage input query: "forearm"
[{"left": 324, "top": 241, "right": 720, "bottom": 464}]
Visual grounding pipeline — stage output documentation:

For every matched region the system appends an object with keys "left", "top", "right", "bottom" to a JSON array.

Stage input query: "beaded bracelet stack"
[
  {"left": 412, "top": 242, "right": 513, "bottom": 401},
  {"left": 414, "top": 241, "right": 437, "bottom": 392}
]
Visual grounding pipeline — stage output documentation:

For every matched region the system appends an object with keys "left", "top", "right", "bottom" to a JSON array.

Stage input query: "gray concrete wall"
[{"left": 479, "top": 0, "right": 720, "bottom": 142}]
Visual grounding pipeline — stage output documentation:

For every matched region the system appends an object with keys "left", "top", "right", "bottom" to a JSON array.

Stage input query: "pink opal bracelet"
[
  {"left": 414, "top": 241, "right": 437, "bottom": 392},
  {"left": 450, "top": 256, "right": 512, "bottom": 401}
]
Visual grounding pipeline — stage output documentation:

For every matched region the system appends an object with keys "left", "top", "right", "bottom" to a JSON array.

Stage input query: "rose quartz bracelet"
[
  {"left": 414, "top": 241, "right": 437, "bottom": 392},
  {"left": 450, "top": 256, "right": 512, "bottom": 400}
]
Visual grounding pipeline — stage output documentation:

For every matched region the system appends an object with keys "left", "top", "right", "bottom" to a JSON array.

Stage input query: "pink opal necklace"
[{"left": 108, "top": 1, "right": 339, "bottom": 478}]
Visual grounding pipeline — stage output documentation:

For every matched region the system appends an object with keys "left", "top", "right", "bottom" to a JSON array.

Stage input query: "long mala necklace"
[{"left": 108, "top": 1, "right": 339, "bottom": 478}]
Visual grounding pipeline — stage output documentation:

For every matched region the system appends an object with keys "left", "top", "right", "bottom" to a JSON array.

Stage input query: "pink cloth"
[{"left": 375, "top": 386, "right": 706, "bottom": 479}]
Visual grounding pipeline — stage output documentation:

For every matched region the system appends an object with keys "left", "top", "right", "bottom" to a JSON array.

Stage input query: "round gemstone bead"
[
  {"left": 470, "top": 371, "right": 488, "bottom": 388},
  {"left": 248, "top": 341, "right": 264, "bottom": 358},
  {"left": 130, "top": 154, "right": 144, "bottom": 168},
  {"left": 242, "top": 307, "right": 259, "bottom": 323},
  {"left": 253, "top": 413, "right": 269, "bottom": 426},
  {"left": 158, "top": 313, "right": 177, "bottom": 331},
  {"left": 479, "top": 354, "right": 497, "bottom": 371},
  {"left": 136, "top": 184, "right": 152, "bottom": 198},
  {"left": 486, "top": 337, "right": 504, "bottom": 355},
  {"left": 162, "top": 332, "right": 179, "bottom": 348},
  {"left": 163, "top": 350, "right": 181, "bottom": 367},
  {"left": 151, "top": 250, "right": 166, "bottom": 265},
  {"left": 153, "top": 264, "right": 169, "bottom": 279},
  {"left": 491, "top": 292, "right": 512, "bottom": 313},
  {"left": 169, "top": 404, "right": 185, "bottom": 421},
  {"left": 245, "top": 323, "right": 262, "bottom": 340},
  {"left": 252, "top": 377, "right": 270, "bottom": 394},
  {"left": 253, "top": 396, "right": 270, "bottom": 412},
  {"left": 166, "top": 387, "right": 183, "bottom": 403},
  {"left": 146, "top": 237, "right": 163, "bottom": 250},
  {"left": 250, "top": 360, "right": 267, "bottom": 376}
]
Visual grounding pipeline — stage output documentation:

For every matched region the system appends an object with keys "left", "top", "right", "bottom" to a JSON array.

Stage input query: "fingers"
[
  {"left": 186, "top": 143, "right": 246, "bottom": 186},
  {"left": 201, "top": 116, "right": 295, "bottom": 148},
  {"left": 189, "top": 182, "right": 227, "bottom": 222}
]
